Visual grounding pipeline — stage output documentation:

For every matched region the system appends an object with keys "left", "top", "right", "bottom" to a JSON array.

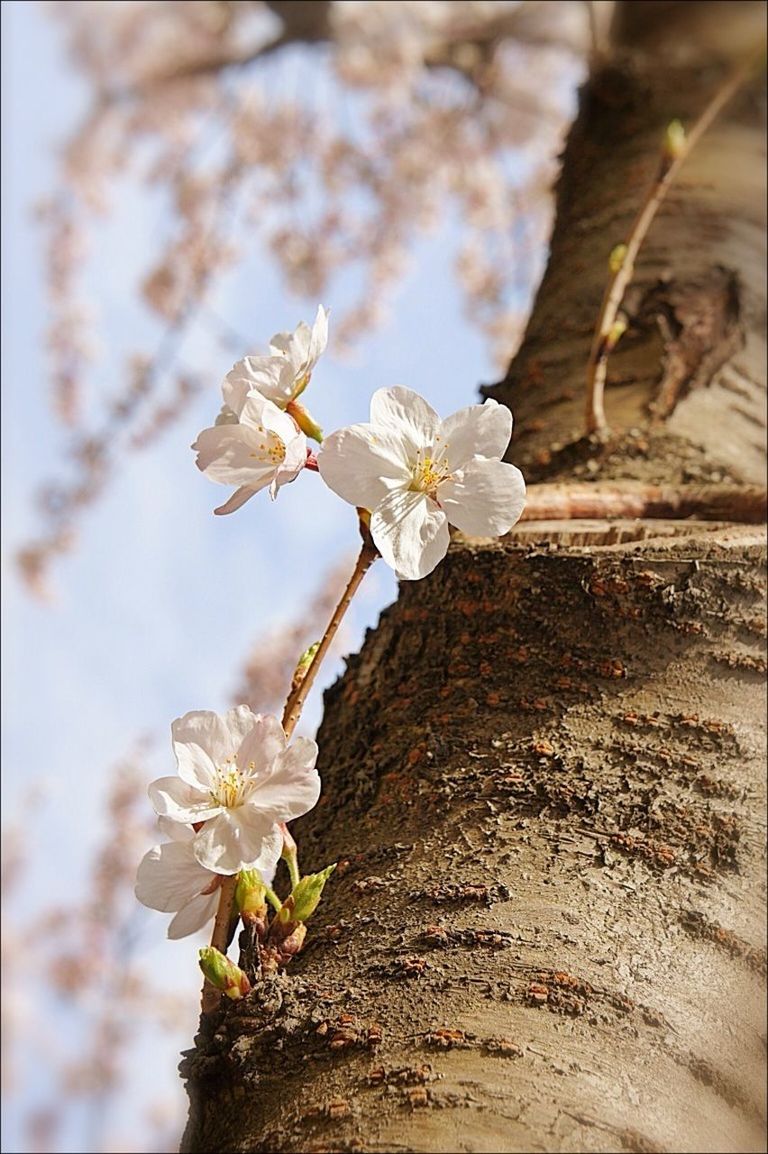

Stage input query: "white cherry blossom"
[
  {"left": 318, "top": 385, "right": 526, "bottom": 580},
  {"left": 148, "top": 707, "right": 321, "bottom": 875},
  {"left": 134, "top": 819, "right": 278, "bottom": 939},
  {"left": 223, "top": 305, "right": 329, "bottom": 413},
  {"left": 193, "top": 392, "right": 307, "bottom": 515}
]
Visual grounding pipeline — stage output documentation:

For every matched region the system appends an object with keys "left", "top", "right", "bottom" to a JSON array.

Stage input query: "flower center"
[
  {"left": 251, "top": 435, "right": 286, "bottom": 466},
  {"left": 210, "top": 759, "right": 251, "bottom": 809},
  {"left": 410, "top": 452, "right": 451, "bottom": 498}
]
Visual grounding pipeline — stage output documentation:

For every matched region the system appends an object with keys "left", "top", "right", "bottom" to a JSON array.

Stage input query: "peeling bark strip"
[
  {"left": 181, "top": 530, "right": 767, "bottom": 1154},
  {"left": 521, "top": 482, "right": 767, "bottom": 524}
]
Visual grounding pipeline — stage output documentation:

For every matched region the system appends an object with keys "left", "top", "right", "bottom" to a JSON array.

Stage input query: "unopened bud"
[
  {"left": 291, "top": 643, "right": 320, "bottom": 692},
  {"left": 608, "top": 244, "right": 627, "bottom": 275},
  {"left": 198, "top": 947, "right": 251, "bottom": 1000},
  {"left": 605, "top": 313, "right": 628, "bottom": 352},
  {"left": 280, "top": 863, "right": 337, "bottom": 926},
  {"left": 663, "top": 119, "right": 686, "bottom": 161},
  {"left": 281, "top": 823, "right": 298, "bottom": 856},
  {"left": 287, "top": 400, "right": 323, "bottom": 442},
  {"left": 277, "top": 922, "right": 307, "bottom": 961},
  {"left": 235, "top": 869, "right": 268, "bottom": 930}
]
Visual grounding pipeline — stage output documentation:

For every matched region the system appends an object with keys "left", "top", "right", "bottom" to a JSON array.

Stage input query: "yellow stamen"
[{"left": 410, "top": 451, "right": 452, "bottom": 498}]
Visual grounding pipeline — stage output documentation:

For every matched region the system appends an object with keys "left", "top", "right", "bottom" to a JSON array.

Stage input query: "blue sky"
[{"left": 1, "top": 4, "right": 549, "bottom": 1150}]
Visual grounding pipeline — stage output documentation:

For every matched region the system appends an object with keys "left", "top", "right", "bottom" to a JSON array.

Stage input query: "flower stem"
[
  {"left": 201, "top": 516, "right": 378, "bottom": 1013},
  {"left": 281, "top": 525, "right": 378, "bottom": 741},
  {"left": 264, "top": 885, "right": 284, "bottom": 913},
  {"left": 284, "top": 846, "right": 301, "bottom": 891},
  {"left": 584, "top": 51, "right": 761, "bottom": 438}
]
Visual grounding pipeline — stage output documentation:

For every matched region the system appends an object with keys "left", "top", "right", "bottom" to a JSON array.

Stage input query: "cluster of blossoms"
[
  {"left": 191, "top": 305, "right": 525, "bottom": 579},
  {"left": 137, "top": 306, "right": 525, "bottom": 1001},
  {"left": 137, "top": 707, "right": 320, "bottom": 933}
]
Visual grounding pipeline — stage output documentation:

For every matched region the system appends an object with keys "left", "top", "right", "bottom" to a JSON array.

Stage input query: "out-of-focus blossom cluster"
[
  {"left": 2, "top": 753, "right": 193, "bottom": 1152},
  {"left": 21, "top": 0, "right": 586, "bottom": 590}
]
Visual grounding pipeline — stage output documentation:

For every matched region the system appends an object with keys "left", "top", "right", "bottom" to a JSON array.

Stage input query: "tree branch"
[{"left": 584, "top": 50, "right": 762, "bottom": 436}]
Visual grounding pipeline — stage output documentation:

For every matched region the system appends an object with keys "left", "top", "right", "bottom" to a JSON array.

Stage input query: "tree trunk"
[{"left": 180, "top": 3, "right": 766, "bottom": 1151}]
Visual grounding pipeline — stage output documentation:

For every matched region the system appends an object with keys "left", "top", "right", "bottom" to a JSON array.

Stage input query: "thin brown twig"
[
  {"left": 584, "top": 52, "right": 761, "bottom": 437},
  {"left": 281, "top": 535, "right": 378, "bottom": 742}
]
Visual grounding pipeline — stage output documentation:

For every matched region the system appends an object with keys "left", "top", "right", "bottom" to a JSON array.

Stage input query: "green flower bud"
[
  {"left": 608, "top": 244, "right": 627, "bottom": 274},
  {"left": 199, "top": 947, "right": 251, "bottom": 1000},
  {"left": 291, "top": 643, "right": 320, "bottom": 692},
  {"left": 235, "top": 869, "right": 268, "bottom": 926},
  {"left": 281, "top": 863, "right": 337, "bottom": 925},
  {"left": 663, "top": 119, "right": 686, "bottom": 161},
  {"left": 605, "top": 313, "right": 628, "bottom": 352}
]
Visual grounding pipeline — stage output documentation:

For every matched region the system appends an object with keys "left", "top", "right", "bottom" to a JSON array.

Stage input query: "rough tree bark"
[{"left": 180, "top": 3, "right": 766, "bottom": 1151}]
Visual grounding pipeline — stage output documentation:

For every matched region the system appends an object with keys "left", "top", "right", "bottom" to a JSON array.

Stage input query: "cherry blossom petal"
[
  {"left": 193, "top": 424, "right": 277, "bottom": 487},
  {"left": 439, "top": 457, "right": 526, "bottom": 537},
  {"left": 167, "top": 890, "right": 220, "bottom": 940},
  {"left": 236, "top": 713, "right": 286, "bottom": 776},
  {"left": 192, "top": 811, "right": 282, "bottom": 875},
  {"left": 171, "top": 711, "right": 224, "bottom": 789},
  {"left": 135, "top": 841, "right": 215, "bottom": 912},
  {"left": 222, "top": 705, "right": 264, "bottom": 752},
  {"left": 439, "top": 399, "right": 512, "bottom": 469},
  {"left": 248, "top": 737, "right": 321, "bottom": 821},
  {"left": 240, "top": 393, "right": 302, "bottom": 445},
  {"left": 279, "top": 432, "right": 309, "bottom": 479},
  {"left": 305, "top": 304, "right": 329, "bottom": 369},
  {"left": 318, "top": 424, "right": 410, "bottom": 508},
  {"left": 269, "top": 420, "right": 308, "bottom": 499},
  {"left": 370, "top": 386, "right": 440, "bottom": 455},
  {"left": 224, "top": 357, "right": 290, "bottom": 411},
  {"left": 270, "top": 306, "right": 328, "bottom": 379},
  {"left": 171, "top": 708, "right": 256, "bottom": 789},
  {"left": 269, "top": 326, "right": 302, "bottom": 359},
  {"left": 371, "top": 488, "right": 450, "bottom": 580},
  {"left": 214, "top": 486, "right": 259, "bottom": 516},
  {"left": 157, "top": 817, "right": 195, "bottom": 843},
  {"left": 148, "top": 776, "right": 221, "bottom": 824},
  {"left": 221, "top": 373, "right": 250, "bottom": 417},
  {"left": 281, "top": 321, "right": 311, "bottom": 369}
]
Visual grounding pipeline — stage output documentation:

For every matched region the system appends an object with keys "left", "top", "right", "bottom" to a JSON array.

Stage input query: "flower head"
[
  {"left": 318, "top": 386, "right": 526, "bottom": 579},
  {"left": 193, "top": 392, "right": 307, "bottom": 515},
  {"left": 223, "top": 305, "right": 329, "bottom": 413},
  {"left": 147, "top": 706, "right": 321, "bottom": 875}
]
